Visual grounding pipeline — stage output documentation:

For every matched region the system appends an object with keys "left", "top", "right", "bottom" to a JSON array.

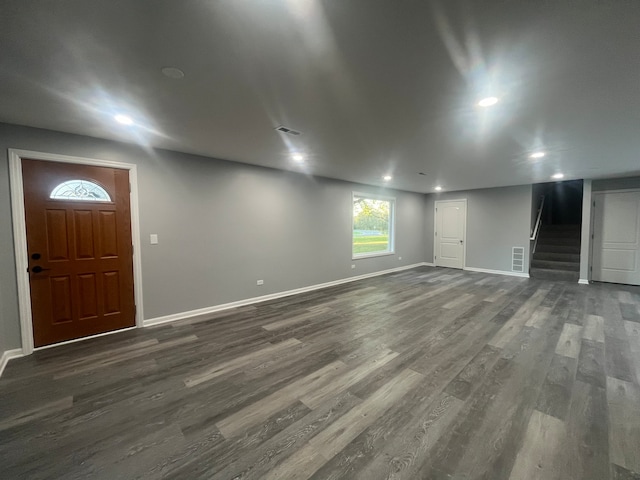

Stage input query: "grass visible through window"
[
  {"left": 353, "top": 194, "right": 394, "bottom": 257},
  {"left": 353, "top": 234, "right": 390, "bottom": 254}
]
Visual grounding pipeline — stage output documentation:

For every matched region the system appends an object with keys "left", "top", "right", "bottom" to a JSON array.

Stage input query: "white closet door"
[
  {"left": 592, "top": 191, "right": 640, "bottom": 285},
  {"left": 435, "top": 200, "right": 466, "bottom": 269}
]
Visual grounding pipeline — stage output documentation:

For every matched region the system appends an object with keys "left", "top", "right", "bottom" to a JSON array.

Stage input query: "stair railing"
[{"left": 530, "top": 195, "right": 545, "bottom": 254}]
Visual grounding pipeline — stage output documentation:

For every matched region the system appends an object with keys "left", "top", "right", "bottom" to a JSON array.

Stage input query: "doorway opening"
[{"left": 530, "top": 180, "right": 583, "bottom": 281}]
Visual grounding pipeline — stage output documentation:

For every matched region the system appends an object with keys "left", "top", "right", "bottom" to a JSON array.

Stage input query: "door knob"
[{"left": 30, "top": 266, "right": 51, "bottom": 273}]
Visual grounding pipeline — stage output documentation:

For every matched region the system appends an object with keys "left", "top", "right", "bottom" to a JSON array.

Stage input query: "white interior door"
[
  {"left": 592, "top": 191, "right": 640, "bottom": 285},
  {"left": 435, "top": 200, "right": 466, "bottom": 269}
]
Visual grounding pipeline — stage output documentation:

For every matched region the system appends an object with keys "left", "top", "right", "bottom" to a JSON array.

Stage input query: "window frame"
[{"left": 352, "top": 191, "right": 396, "bottom": 260}]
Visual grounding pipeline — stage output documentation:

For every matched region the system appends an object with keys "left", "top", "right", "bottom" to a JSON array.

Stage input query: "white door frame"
[
  {"left": 8, "top": 149, "right": 144, "bottom": 355},
  {"left": 590, "top": 188, "right": 640, "bottom": 284},
  {"left": 433, "top": 198, "right": 467, "bottom": 269}
]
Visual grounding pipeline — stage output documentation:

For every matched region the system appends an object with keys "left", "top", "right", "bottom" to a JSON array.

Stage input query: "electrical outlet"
[
  {"left": 351, "top": 264, "right": 356, "bottom": 269},
  {"left": 257, "top": 279, "right": 264, "bottom": 286},
  {"left": 398, "top": 256, "right": 402, "bottom": 261}
]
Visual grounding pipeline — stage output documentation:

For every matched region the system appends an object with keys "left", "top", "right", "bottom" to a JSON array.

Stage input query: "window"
[
  {"left": 352, "top": 193, "right": 395, "bottom": 258},
  {"left": 50, "top": 180, "right": 111, "bottom": 202}
]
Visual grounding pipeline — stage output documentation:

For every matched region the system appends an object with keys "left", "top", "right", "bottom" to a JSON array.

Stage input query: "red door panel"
[{"left": 22, "top": 159, "right": 135, "bottom": 347}]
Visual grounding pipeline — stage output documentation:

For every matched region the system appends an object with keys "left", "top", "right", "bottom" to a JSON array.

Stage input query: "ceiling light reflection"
[
  {"left": 478, "top": 97, "right": 499, "bottom": 107},
  {"left": 114, "top": 114, "right": 134, "bottom": 125}
]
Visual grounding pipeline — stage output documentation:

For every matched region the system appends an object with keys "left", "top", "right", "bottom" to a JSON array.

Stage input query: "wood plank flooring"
[{"left": 1, "top": 266, "right": 639, "bottom": 479}]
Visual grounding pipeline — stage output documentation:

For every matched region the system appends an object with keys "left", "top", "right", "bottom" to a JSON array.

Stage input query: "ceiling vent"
[{"left": 275, "top": 125, "right": 302, "bottom": 136}]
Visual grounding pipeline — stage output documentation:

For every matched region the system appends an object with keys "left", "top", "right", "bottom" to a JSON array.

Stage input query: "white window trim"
[
  {"left": 352, "top": 191, "right": 396, "bottom": 260},
  {"left": 8, "top": 149, "right": 144, "bottom": 356}
]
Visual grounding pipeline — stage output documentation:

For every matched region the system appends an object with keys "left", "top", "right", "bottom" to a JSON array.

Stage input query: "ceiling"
[{"left": 1, "top": 0, "right": 639, "bottom": 193}]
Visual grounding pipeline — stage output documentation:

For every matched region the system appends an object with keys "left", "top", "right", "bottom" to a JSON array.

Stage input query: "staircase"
[{"left": 531, "top": 224, "right": 581, "bottom": 281}]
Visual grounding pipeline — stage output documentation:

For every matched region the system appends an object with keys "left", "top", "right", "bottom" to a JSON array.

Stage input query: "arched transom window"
[{"left": 49, "top": 180, "right": 112, "bottom": 202}]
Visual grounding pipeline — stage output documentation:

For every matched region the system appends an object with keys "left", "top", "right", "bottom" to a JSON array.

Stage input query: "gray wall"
[
  {"left": 592, "top": 176, "right": 640, "bottom": 192},
  {"left": 0, "top": 123, "right": 426, "bottom": 351},
  {"left": 0, "top": 291, "right": 7, "bottom": 355},
  {"left": 424, "top": 185, "right": 532, "bottom": 272},
  {"left": 0, "top": 150, "right": 16, "bottom": 354},
  {"left": 531, "top": 183, "right": 546, "bottom": 232}
]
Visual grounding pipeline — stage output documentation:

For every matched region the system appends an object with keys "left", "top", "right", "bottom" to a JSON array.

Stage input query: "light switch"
[{"left": 150, "top": 234, "right": 159, "bottom": 245}]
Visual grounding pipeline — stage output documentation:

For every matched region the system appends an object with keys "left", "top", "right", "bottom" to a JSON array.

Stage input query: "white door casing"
[
  {"left": 9, "top": 149, "right": 145, "bottom": 355},
  {"left": 434, "top": 199, "right": 467, "bottom": 269},
  {"left": 592, "top": 190, "right": 640, "bottom": 285}
]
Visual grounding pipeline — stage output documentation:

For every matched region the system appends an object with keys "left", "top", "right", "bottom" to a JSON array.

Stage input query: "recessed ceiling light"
[
  {"left": 552, "top": 173, "right": 564, "bottom": 179},
  {"left": 478, "top": 97, "right": 499, "bottom": 107},
  {"left": 161, "top": 67, "right": 185, "bottom": 79},
  {"left": 114, "top": 114, "right": 133, "bottom": 125},
  {"left": 291, "top": 153, "right": 305, "bottom": 162},
  {"left": 435, "top": 186, "right": 443, "bottom": 191},
  {"left": 530, "top": 151, "right": 546, "bottom": 159},
  {"left": 383, "top": 175, "right": 392, "bottom": 181}
]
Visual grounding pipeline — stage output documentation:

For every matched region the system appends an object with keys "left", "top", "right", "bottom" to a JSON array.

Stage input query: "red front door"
[{"left": 22, "top": 159, "right": 135, "bottom": 347}]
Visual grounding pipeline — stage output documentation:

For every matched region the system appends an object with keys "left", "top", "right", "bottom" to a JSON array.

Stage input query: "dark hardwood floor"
[{"left": 1, "top": 267, "right": 640, "bottom": 479}]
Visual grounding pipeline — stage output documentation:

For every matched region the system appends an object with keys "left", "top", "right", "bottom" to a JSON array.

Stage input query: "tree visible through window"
[{"left": 353, "top": 193, "right": 395, "bottom": 257}]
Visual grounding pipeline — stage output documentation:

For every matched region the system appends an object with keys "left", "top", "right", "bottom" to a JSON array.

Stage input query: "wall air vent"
[
  {"left": 512, "top": 246, "right": 525, "bottom": 273},
  {"left": 275, "top": 125, "right": 302, "bottom": 136}
]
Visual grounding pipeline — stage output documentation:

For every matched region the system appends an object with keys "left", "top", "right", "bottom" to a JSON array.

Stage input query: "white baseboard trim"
[
  {"left": 463, "top": 266, "right": 530, "bottom": 278},
  {"left": 0, "top": 348, "right": 24, "bottom": 378},
  {"left": 144, "top": 262, "right": 431, "bottom": 327},
  {"left": 423, "top": 262, "right": 435, "bottom": 267},
  {"left": 33, "top": 326, "right": 138, "bottom": 352},
  {"left": 578, "top": 279, "right": 589, "bottom": 285}
]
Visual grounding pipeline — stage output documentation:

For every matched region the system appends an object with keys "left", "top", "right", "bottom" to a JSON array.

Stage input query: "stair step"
[
  {"left": 541, "top": 224, "right": 581, "bottom": 231},
  {"left": 530, "top": 268, "right": 580, "bottom": 282},
  {"left": 536, "top": 244, "right": 581, "bottom": 254},
  {"left": 533, "top": 252, "right": 581, "bottom": 263},
  {"left": 531, "top": 259, "right": 580, "bottom": 271},
  {"left": 539, "top": 231, "right": 581, "bottom": 239},
  {"left": 537, "top": 237, "right": 581, "bottom": 247}
]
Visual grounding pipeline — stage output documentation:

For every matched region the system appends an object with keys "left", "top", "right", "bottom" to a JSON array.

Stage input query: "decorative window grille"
[{"left": 50, "top": 180, "right": 111, "bottom": 202}]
